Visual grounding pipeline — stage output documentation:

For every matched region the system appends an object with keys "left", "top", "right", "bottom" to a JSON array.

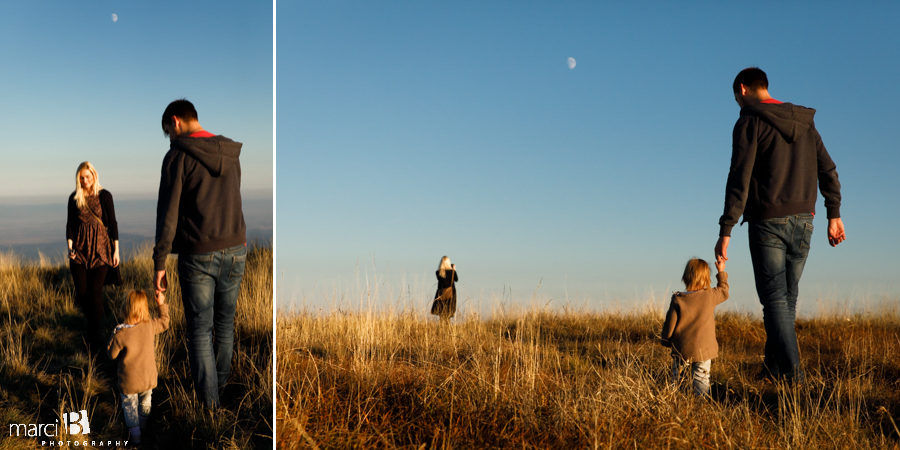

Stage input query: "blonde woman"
[
  {"left": 66, "top": 161, "right": 120, "bottom": 348},
  {"left": 430, "top": 256, "right": 459, "bottom": 320}
]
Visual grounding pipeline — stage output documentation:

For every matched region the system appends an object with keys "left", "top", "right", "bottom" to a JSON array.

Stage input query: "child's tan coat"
[
  {"left": 661, "top": 272, "right": 729, "bottom": 361},
  {"left": 108, "top": 303, "right": 170, "bottom": 394}
]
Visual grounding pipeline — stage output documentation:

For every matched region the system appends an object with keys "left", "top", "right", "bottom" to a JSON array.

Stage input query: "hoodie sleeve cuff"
[
  {"left": 826, "top": 206, "right": 840, "bottom": 219},
  {"left": 719, "top": 225, "right": 733, "bottom": 237}
]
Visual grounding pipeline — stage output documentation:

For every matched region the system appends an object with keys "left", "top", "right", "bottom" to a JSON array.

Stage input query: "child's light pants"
[
  {"left": 671, "top": 355, "right": 711, "bottom": 396},
  {"left": 120, "top": 389, "right": 152, "bottom": 429}
]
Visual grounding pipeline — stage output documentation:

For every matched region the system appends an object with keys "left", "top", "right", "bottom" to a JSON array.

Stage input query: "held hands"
[
  {"left": 714, "top": 257, "right": 726, "bottom": 273},
  {"left": 155, "top": 290, "right": 166, "bottom": 306},
  {"left": 68, "top": 248, "right": 76, "bottom": 260},
  {"left": 828, "top": 218, "right": 846, "bottom": 247},
  {"left": 714, "top": 236, "right": 730, "bottom": 262},
  {"left": 154, "top": 270, "right": 168, "bottom": 294}
]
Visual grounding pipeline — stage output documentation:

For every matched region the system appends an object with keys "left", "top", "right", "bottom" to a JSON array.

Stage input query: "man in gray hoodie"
[
  {"left": 715, "top": 68, "right": 845, "bottom": 382},
  {"left": 153, "top": 99, "right": 247, "bottom": 408}
]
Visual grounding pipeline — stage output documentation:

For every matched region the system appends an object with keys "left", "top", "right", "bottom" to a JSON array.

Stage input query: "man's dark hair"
[
  {"left": 161, "top": 99, "right": 198, "bottom": 137},
  {"left": 733, "top": 67, "right": 768, "bottom": 94}
]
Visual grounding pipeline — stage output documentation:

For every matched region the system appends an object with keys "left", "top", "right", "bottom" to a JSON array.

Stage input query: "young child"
[
  {"left": 108, "top": 290, "right": 170, "bottom": 444},
  {"left": 661, "top": 257, "right": 729, "bottom": 396}
]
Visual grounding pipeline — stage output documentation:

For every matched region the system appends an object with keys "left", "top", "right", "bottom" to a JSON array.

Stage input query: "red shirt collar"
[
  {"left": 760, "top": 98, "right": 782, "bottom": 104},
  {"left": 189, "top": 130, "right": 216, "bottom": 138}
]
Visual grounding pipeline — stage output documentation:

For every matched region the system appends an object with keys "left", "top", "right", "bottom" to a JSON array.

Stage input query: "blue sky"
[
  {"left": 0, "top": 1, "right": 273, "bottom": 198},
  {"left": 279, "top": 2, "right": 900, "bottom": 314}
]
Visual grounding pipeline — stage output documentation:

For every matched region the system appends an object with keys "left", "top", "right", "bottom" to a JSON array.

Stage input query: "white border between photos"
[{"left": 271, "top": 0, "right": 278, "bottom": 447}]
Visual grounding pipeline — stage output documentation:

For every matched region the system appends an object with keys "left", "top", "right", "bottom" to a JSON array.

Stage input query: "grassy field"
[
  {"left": 277, "top": 301, "right": 900, "bottom": 448},
  {"left": 0, "top": 244, "right": 273, "bottom": 449}
]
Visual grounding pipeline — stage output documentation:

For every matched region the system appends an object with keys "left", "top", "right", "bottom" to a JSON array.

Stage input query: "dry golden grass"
[
  {"left": 277, "top": 300, "right": 900, "bottom": 449},
  {"left": 1, "top": 244, "right": 272, "bottom": 449}
]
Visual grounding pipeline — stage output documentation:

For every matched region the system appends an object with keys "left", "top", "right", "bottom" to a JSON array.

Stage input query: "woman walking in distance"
[
  {"left": 431, "top": 256, "right": 459, "bottom": 321},
  {"left": 67, "top": 161, "right": 120, "bottom": 349}
]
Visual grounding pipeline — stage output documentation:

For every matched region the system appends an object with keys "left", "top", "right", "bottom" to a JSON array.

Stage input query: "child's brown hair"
[
  {"left": 682, "top": 258, "right": 711, "bottom": 291},
  {"left": 123, "top": 290, "right": 151, "bottom": 325}
]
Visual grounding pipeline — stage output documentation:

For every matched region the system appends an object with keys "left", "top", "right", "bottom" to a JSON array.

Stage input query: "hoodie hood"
[
  {"left": 171, "top": 135, "right": 242, "bottom": 177},
  {"left": 741, "top": 102, "right": 816, "bottom": 143}
]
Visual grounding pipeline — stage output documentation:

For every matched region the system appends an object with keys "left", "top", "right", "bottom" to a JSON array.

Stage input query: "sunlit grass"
[
  {"left": 0, "top": 244, "right": 272, "bottom": 449},
  {"left": 277, "top": 292, "right": 899, "bottom": 448}
]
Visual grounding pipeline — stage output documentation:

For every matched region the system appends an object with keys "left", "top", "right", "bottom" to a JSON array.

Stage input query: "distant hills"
[{"left": 0, "top": 194, "right": 272, "bottom": 262}]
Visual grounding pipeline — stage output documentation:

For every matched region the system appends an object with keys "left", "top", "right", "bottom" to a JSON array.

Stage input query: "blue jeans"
[
  {"left": 120, "top": 390, "right": 152, "bottom": 429},
  {"left": 178, "top": 244, "right": 247, "bottom": 407},
  {"left": 748, "top": 214, "right": 813, "bottom": 381},
  {"left": 671, "top": 355, "right": 711, "bottom": 397}
]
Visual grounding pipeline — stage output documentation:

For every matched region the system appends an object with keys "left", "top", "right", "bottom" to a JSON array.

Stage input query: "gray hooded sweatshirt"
[
  {"left": 719, "top": 101, "right": 842, "bottom": 237},
  {"left": 153, "top": 134, "right": 246, "bottom": 270}
]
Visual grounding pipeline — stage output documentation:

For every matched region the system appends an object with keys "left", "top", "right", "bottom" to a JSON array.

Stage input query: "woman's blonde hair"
[
  {"left": 682, "top": 258, "right": 711, "bottom": 291},
  {"left": 74, "top": 161, "right": 102, "bottom": 210},
  {"left": 438, "top": 256, "right": 453, "bottom": 278},
  {"left": 123, "top": 290, "right": 151, "bottom": 325}
]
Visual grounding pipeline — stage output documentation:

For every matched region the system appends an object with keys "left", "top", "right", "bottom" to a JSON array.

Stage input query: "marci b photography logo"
[
  {"left": 8, "top": 408, "right": 130, "bottom": 447},
  {"left": 8, "top": 409, "right": 90, "bottom": 438}
]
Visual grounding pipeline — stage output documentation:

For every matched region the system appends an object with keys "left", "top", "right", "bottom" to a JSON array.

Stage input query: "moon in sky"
[
  {"left": 112, "top": 13, "right": 118, "bottom": 23},
  {"left": 567, "top": 57, "right": 576, "bottom": 70}
]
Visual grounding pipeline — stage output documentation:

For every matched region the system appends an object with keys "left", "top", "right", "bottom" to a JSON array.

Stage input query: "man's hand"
[
  {"left": 155, "top": 290, "right": 166, "bottom": 306},
  {"left": 154, "top": 270, "right": 168, "bottom": 293},
  {"left": 828, "top": 218, "right": 846, "bottom": 247},
  {"left": 715, "top": 236, "right": 731, "bottom": 262}
]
